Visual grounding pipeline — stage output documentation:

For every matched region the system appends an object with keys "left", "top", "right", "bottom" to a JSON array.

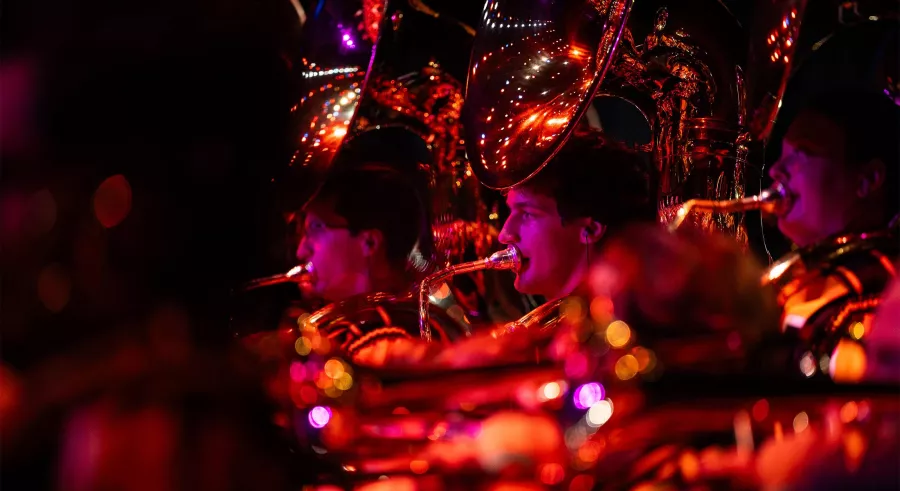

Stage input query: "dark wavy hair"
[{"left": 307, "top": 163, "right": 433, "bottom": 269}]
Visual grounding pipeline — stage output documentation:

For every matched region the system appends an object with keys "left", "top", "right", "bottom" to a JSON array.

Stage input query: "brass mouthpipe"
[
  {"left": 668, "top": 183, "right": 789, "bottom": 231},
  {"left": 418, "top": 246, "right": 522, "bottom": 342},
  {"left": 239, "top": 263, "right": 314, "bottom": 292}
]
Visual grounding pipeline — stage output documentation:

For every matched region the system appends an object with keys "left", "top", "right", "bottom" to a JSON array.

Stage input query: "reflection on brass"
[
  {"left": 463, "top": 0, "right": 632, "bottom": 189},
  {"left": 301, "top": 290, "right": 472, "bottom": 363},
  {"left": 431, "top": 219, "right": 498, "bottom": 267},
  {"left": 239, "top": 263, "right": 314, "bottom": 292},
  {"left": 463, "top": 0, "right": 809, "bottom": 243},
  {"left": 290, "top": 64, "right": 367, "bottom": 178},
  {"left": 348, "top": 0, "right": 497, "bottom": 268},
  {"left": 418, "top": 246, "right": 521, "bottom": 341},
  {"left": 667, "top": 183, "right": 789, "bottom": 232},
  {"left": 762, "top": 224, "right": 899, "bottom": 380},
  {"left": 491, "top": 297, "right": 565, "bottom": 337}
]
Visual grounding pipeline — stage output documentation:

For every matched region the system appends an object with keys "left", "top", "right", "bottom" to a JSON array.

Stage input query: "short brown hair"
[
  {"left": 521, "top": 129, "right": 658, "bottom": 231},
  {"left": 307, "top": 164, "right": 433, "bottom": 268}
]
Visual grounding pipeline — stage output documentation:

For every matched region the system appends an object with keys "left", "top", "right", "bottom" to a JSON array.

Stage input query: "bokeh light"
[
  {"left": 614, "top": 354, "right": 639, "bottom": 380},
  {"left": 539, "top": 381, "right": 563, "bottom": 401},
  {"left": 752, "top": 399, "right": 769, "bottom": 422},
  {"left": 586, "top": 399, "right": 613, "bottom": 427},
  {"left": 539, "top": 463, "right": 565, "bottom": 485},
  {"left": 573, "top": 383, "right": 605, "bottom": 410},
  {"left": 324, "top": 358, "right": 345, "bottom": 379},
  {"left": 37, "top": 263, "right": 71, "bottom": 313},
  {"left": 295, "top": 337, "right": 312, "bottom": 356},
  {"left": 309, "top": 406, "right": 332, "bottom": 428},
  {"left": 829, "top": 340, "right": 867, "bottom": 383},
  {"left": 289, "top": 361, "right": 307, "bottom": 382},
  {"left": 93, "top": 174, "right": 132, "bottom": 228},
  {"left": 605, "top": 320, "right": 631, "bottom": 348}
]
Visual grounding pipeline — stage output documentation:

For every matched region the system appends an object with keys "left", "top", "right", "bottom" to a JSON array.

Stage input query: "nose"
[
  {"left": 769, "top": 157, "right": 787, "bottom": 183},
  {"left": 295, "top": 235, "right": 312, "bottom": 263},
  {"left": 498, "top": 220, "right": 519, "bottom": 246}
]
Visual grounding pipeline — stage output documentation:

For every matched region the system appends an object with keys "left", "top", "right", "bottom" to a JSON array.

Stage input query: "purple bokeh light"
[
  {"left": 308, "top": 406, "right": 332, "bottom": 428},
  {"left": 573, "top": 382, "right": 605, "bottom": 410}
]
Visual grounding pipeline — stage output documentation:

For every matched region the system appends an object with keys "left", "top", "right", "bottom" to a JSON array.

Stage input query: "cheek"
[
  {"left": 313, "top": 238, "right": 346, "bottom": 272},
  {"left": 526, "top": 227, "right": 581, "bottom": 265},
  {"left": 802, "top": 166, "right": 855, "bottom": 205}
]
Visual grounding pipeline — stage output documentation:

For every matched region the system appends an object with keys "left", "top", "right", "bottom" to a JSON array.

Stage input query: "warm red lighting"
[
  {"left": 37, "top": 263, "right": 71, "bottom": 313},
  {"left": 93, "top": 174, "right": 132, "bottom": 228}
]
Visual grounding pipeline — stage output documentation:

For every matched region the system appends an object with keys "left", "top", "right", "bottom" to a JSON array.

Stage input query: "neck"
[
  {"left": 546, "top": 259, "right": 591, "bottom": 302},
  {"left": 801, "top": 212, "right": 890, "bottom": 247}
]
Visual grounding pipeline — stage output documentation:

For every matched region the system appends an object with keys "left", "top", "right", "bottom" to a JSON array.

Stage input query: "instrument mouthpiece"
[
  {"left": 419, "top": 245, "right": 522, "bottom": 342},
  {"left": 485, "top": 245, "right": 522, "bottom": 273},
  {"left": 239, "top": 262, "right": 315, "bottom": 292}
]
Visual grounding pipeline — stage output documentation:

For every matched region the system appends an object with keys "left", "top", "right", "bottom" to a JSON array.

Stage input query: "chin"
[
  {"left": 513, "top": 275, "right": 541, "bottom": 296},
  {"left": 777, "top": 220, "right": 813, "bottom": 248},
  {"left": 311, "top": 285, "right": 331, "bottom": 302}
]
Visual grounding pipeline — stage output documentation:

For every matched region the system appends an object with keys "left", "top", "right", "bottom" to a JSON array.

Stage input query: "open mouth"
[
  {"left": 779, "top": 186, "right": 798, "bottom": 217},
  {"left": 769, "top": 182, "right": 796, "bottom": 218},
  {"left": 295, "top": 261, "right": 317, "bottom": 288},
  {"left": 519, "top": 257, "right": 530, "bottom": 274}
]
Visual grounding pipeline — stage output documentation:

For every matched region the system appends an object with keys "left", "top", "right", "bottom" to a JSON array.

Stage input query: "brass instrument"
[
  {"left": 418, "top": 245, "right": 521, "bottom": 341},
  {"left": 265, "top": 0, "right": 514, "bottom": 342},
  {"left": 461, "top": 0, "right": 810, "bottom": 245},
  {"left": 492, "top": 297, "right": 566, "bottom": 337},
  {"left": 295, "top": 224, "right": 900, "bottom": 489},
  {"left": 667, "top": 182, "right": 790, "bottom": 231},
  {"left": 238, "top": 263, "right": 314, "bottom": 292},
  {"left": 279, "top": 0, "right": 495, "bottom": 262},
  {"left": 761, "top": 225, "right": 899, "bottom": 382},
  {"left": 300, "top": 290, "right": 472, "bottom": 364},
  {"left": 283, "top": 2, "right": 900, "bottom": 489}
]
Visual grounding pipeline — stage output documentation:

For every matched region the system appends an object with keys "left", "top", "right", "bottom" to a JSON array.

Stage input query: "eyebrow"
[
  {"left": 785, "top": 136, "right": 829, "bottom": 155},
  {"left": 508, "top": 199, "right": 552, "bottom": 213}
]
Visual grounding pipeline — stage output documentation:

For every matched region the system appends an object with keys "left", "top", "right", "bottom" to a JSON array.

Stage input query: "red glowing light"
[{"left": 93, "top": 174, "right": 132, "bottom": 228}]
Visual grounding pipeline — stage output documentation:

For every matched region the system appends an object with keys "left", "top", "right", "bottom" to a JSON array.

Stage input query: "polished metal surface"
[
  {"left": 239, "top": 262, "right": 315, "bottom": 292},
  {"left": 290, "top": 64, "right": 368, "bottom": 178},
  {"left": 418, "top": 245, "right": 521, "bottom": 341},
  {"left": 462, "top": 0, "right": 632, "bottom": 189},
  {"left": 463, "top": 0, "right": 811, "bottom": 243},
  {"left": 762, "top": 224, "right": 899, "bottom": 382},
  {"left": 667, "top": 183, "right": 790, "bottom": 231},
  {"left": 277, "top": 3, "right": 900, "bottom": 489}
]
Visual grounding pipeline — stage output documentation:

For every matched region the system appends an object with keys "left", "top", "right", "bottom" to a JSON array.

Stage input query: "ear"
[
  {"left": 857, "top": 158, "right": 886, "bottom": 198},
  {"left": 357, "top": 229, "right": 384, "bottom": 258},
  {"left": 579, "top": 220, "right": 607, "bottom": 245}
]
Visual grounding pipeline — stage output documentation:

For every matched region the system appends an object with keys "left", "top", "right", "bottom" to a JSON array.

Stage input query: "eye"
[{"left": 306, "top": 221, "right": 326, "bottom": 232}]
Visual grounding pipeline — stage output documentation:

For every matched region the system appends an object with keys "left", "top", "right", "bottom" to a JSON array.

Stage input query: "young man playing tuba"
[{"left": 764, "top": 89, "right": 899, "bottom": 382}]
